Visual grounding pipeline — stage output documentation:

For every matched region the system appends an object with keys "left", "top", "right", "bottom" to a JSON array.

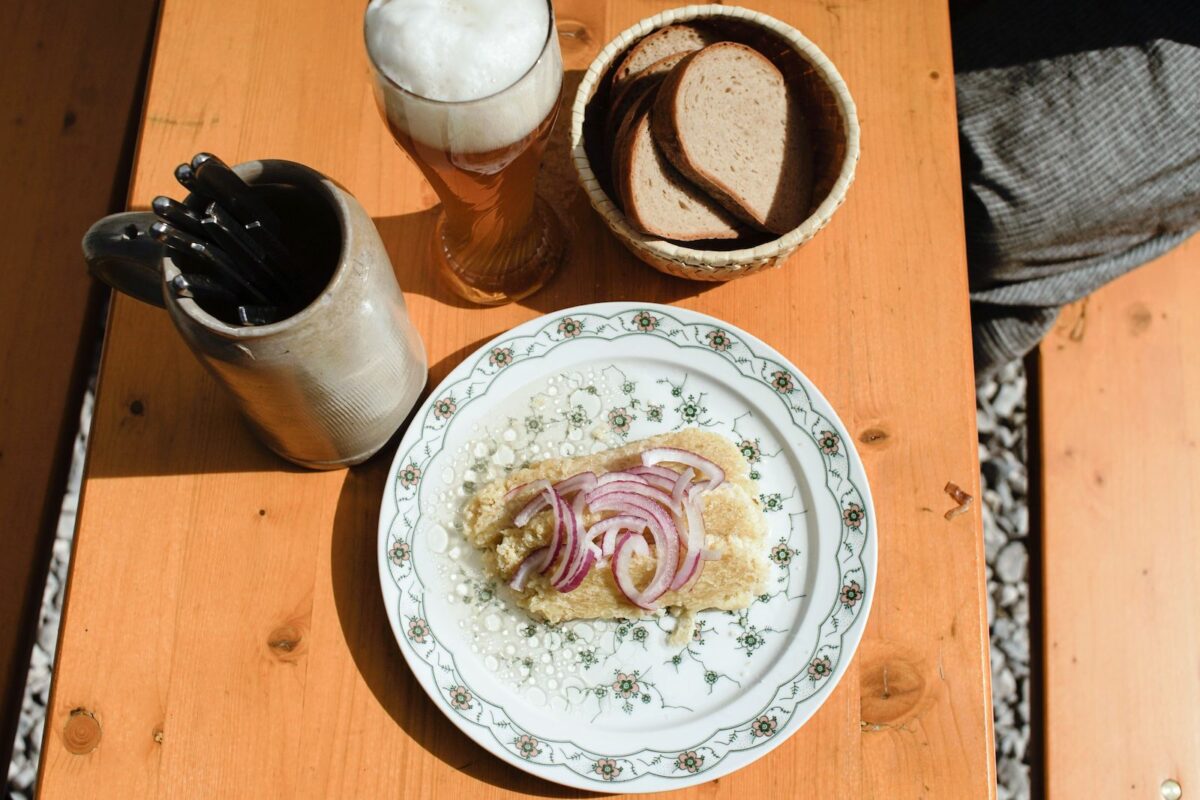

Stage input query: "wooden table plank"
[
  {"left": 1039, "top": 237, "right": 1200, "bottom": 799},
  {"left": 0, "top": 0, "right": 158, "bottom": 772},
  {"left": 40, "top": 0, "right": 994, "bottom": 796}
]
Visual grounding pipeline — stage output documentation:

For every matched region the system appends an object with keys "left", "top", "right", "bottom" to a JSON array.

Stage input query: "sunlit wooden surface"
[
  {"left": 40, "top": 0, "right": 994, "bottom": 796},
  {"left": 1040, "top": 236, "right": 1199, "bottom": 799}
]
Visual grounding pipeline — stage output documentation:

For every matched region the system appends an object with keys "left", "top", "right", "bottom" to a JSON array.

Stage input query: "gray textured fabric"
[{"left": 953, "top": 1, "right": 1200, "bottom": 376}]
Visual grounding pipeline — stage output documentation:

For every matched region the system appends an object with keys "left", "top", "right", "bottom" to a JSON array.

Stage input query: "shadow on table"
[
  {"left": 330, "top": 452, "right": 604, "bottom": 798},
  {"left": 372, "top": 69, "right": 717, "bottom": 314}
]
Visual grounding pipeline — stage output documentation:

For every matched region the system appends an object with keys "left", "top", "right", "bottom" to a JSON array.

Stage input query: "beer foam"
[{"left": 366, "top": 0, "right": 561, "bottom": 154}]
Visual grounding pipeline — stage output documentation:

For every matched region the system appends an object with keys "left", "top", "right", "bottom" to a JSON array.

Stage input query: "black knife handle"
[
  {"left": 237, "top": 305, "right": 282, "bottom": 326},
  {"left": 152, "top": 196, "right": 206, "bottom": 239},
  {"left": 150, "top": 221, "right": 271, "bottom": 305},
  {"left": 170, "top": 273, "right": 242, "bottom": 322},
  {"left": 191, "top": 153, "right": 284, "bottom": 232}
]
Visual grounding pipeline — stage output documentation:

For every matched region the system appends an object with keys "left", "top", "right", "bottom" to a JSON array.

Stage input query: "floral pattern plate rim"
[{"left": 378, "top": 302, "right": 876, "bottom": 792}]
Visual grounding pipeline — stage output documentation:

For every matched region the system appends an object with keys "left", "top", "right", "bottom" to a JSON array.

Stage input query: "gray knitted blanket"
[{"left": 953, "top": 1, "right": 1200, "bottom": 375}]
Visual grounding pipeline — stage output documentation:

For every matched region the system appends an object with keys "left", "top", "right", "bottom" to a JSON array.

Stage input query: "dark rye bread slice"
[
  {"left": 610, "top": 24, "right": 716, "bottom": 97},
  {"left": 652, "top": 42, "right": 815, "bottom": 234},
  {"left": 613, "top": 86, "right": 742, "bottom": 241}
]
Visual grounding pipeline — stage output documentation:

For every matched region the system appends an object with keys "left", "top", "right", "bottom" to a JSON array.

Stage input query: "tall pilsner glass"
[{"left": 365, "top": 0, "right": 565, "bottom": 305}]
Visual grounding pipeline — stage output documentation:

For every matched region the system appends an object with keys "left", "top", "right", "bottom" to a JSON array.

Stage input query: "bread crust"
[{"left": 610, "top": 23, "right": 712, "bottom": 95}]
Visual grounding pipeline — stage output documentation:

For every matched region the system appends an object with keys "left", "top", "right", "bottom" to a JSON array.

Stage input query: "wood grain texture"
[
  {"left": 39, "top": 0, "right": 994, "bottom": 796},
  {"left": 0, "top": 0, "right": 157, "bottom": 770},
  {"left": 1039, "top": 237, "right": 1200, "bottom": 798}
]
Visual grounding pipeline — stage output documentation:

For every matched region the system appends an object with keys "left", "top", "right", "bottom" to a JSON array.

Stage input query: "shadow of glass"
[
  {"left": 373, "top": 68, "right": 717, "bottom": 314},
  {"left": 330, "top": 453, "right": 603, "bottom": 798}
]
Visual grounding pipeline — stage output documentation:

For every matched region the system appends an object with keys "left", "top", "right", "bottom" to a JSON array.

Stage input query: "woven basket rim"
[{"left": 569, "top": 4, "right": 860, "bottom": 270}]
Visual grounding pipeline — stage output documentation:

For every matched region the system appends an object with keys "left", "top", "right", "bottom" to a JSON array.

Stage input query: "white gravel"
[
  {"left": 978, "top": 360, "right": 1032, "bottom": 800},
  {"left": 8, "top": 366, "right": 1034, "bottom": 798},
  {"left": 5, "top": 388, "right": 92, "bottom": 800}
]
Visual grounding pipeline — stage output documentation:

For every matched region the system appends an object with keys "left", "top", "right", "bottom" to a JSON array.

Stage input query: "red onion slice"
[
  {"left": 553, "top": 471, "right": 597, "bottom": 497},
  {"left": 628, "top": 464, "right": 680, "bottom": 480},
  {"left": 557, "top": 546, "right": 597, "bottom": 593},
  {"left": 595, "top": 471, "right": 648, "bottom": 486},
  {"left": 547, "top": 494, "right": 579, "bottom": 585},
  {"left": 601, "top": 529, "right": 620, "bottom": 557},
  {"left": 586, "top": 514, "right": 649, "bottom": 543},
  {"left": 585, "top": 481, "right": 675, "bottom": 510},
  {"left": 611, "top": 532, "right": 655, "bottom": 610},
  {"left": 671, "top": 467, "right": 696, "bottom": 511},
  {"left": 625, "top": 465, "right": 679, "bottom": 491},
  {"left": 551, "top": 493, "right": 588, "bottom": 590},
  {"left": 537, "top": 493, "right": 569, "bottom": 575},
  {"left": 503, "top": 478, "right": 543, "bottom": 502},
  {"left": 588, "top": 492, "right": 678, "bottom": 603},
  {"left": 513, "top": 479, "right": 555, "bottom": 527},
  {"left": 641, "top": 447, "right": 724, "bottom": 491},
  {"left": 509, "top": 546, "right": 547, "bottom": 591},
  {"left": 670, "top": 488, "right": 707, "bottom": 591}
]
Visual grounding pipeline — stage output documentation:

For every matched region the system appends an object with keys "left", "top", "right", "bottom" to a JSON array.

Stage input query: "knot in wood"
[
  {"left": 63, "top": 708, "right": 101, "bottom": 754},
  {"left": 858, "top": 427, "right": 889, "bottom": 446},
  {"left": 268, "top": 625, "right": 303, "bottom": 658},
  {"left": 859, "top": 653, "right": 929, "bottom": 728}
]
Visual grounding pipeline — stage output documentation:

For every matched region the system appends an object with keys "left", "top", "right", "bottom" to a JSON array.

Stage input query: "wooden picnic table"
[{"left": 38, "top": 0, "right": 995, "bottom": 796}]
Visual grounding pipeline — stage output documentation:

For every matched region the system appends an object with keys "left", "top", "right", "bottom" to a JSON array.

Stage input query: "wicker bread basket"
[{"left": 570, "top": 5, "right": 860, "bottom": 281}]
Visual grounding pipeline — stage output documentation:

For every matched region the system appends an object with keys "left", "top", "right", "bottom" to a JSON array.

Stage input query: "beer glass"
[{"left": 365, "top": 1, "right": 565, "bottom": 306}]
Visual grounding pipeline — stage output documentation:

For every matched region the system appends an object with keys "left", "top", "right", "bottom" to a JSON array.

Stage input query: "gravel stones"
[
  {"left": 6, "top": 389, "right": 92, "bottom": 799},
  {"left": 978, "top": 359, "right": 1032, "bottom": 799},
  {"left": 995, "top": 541, "right": 1029, "bottom": 584}
]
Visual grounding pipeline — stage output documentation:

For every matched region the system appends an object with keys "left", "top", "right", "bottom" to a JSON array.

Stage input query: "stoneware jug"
[{"left": 82, "top": 159, "right": 427, "bottom": 469}]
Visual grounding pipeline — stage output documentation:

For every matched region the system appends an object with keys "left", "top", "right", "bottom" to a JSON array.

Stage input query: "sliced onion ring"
[
  {"left": 513, "top": 480, "right": 554, "bottom": 527},
  {"left": 509, "top": 546, "right": 547, "bottom": 591},
  {"left": 670, "top": 487, "right": 707, "bottom": 591},
  {"left": 537, "top": 492, "right": 568, "bottom": 574},
  {"left": 553, "top": 471, "right": 598, "bottom": 497},
  {"left": 557, "top": 546, "right": 597, "bottom": 593},
  {"left": 641, "top": 447, "right": 724, "bottom": 491},
  {"left": 546, "top": 494, "right": 578, "bottom": 584},
  {"left": 611, "top": 532, "right": 655, "bottom": 610},
  {"left": 586, "top": 514, "right": 649, "bottom": 544},
  {"left": 595, "top": 471, "right": 648, "bottom": 486},
  {"left": 585, "top": 481, "right": 675, "bottom": 511},
  {"left": 625, "top": 465, "right": 678, "bottom": 491},
  {"left": 551, "top": 493, "right": 588, "bottom": 590},
  {"left": 671, "top": 467, "right": 695, "bottom": 511}
]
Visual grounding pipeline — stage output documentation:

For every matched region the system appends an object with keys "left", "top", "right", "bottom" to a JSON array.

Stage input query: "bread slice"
[
  {"left": 609, "top": 77, "right": 661, "bottom": 210},
  {"left": 463, "top": 429, "right": 769, "bottom": 628},
  {"left": 614, "top": 86, "right": 743, "bottom": 241},
  {"left": 604, "top": 50, "right": 690, "bottom": 150},
  {"left": 653, "top": 42, "right": 814, "bottom": 234},
  {"left": 610, "top": 24, "right": 715, "bottom": 96}
]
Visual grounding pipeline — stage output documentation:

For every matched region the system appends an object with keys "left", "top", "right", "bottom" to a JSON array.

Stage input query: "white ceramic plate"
[{"left": 378, "top": 302, "right": 876, "bottom": 791}]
